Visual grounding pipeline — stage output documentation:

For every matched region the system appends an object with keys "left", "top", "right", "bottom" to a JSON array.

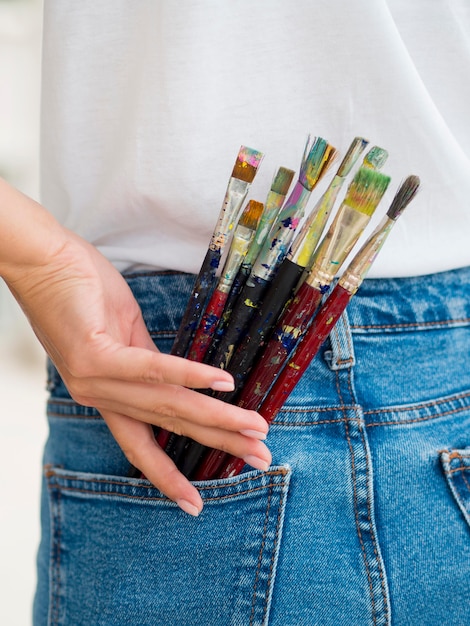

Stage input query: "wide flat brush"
[
  {"left": 212, "top": 175, "right": 420, "bottom": 479},
  {"left": 194, "top": 166, "right": 392, "bottom": 480},
  {"left": 171, "top": 145, "right": 263, "bottom": 358},
  {"left": 187, "top": 200, "right": 264, "bottom": 362}
]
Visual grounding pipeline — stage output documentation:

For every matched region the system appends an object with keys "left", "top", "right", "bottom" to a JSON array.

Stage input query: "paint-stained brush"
[
  {"left": 288, "top": 136, "right": 369, "bottom": 271},
  {"left": 171, "top": 145, "right": 263, "bottom": 358},
  {"left": 209, "top": 175, "right": 420, "bottom": 480},
  {"left": 205, "top": 166, "right": 295, "bottom": 362},
  {"left": 188, "top": 200, "right": 264, "bottom": 362}
]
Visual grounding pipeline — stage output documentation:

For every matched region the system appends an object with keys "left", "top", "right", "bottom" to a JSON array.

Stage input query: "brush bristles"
[
  {"left": 238, "top": 200, "right": 264, "bottom": 230},
  {"left": 337, "top": 137, "right": 369, "bottom": 177},
  {"left": 232, "top": 146, "right": 264, "bottom": 183},
  {"left": 344, "top": 167, "right": 391, "bottom": 216},
  {"left": 299, "top": 137, "right": 330, "bottom": 190},
  {"left": 387, "top": 175, "right": 420, "bottom": 220},
  {"left": 363, "top": 146, "right": 389, "bottom": 170},
  {"left": 271, "top": 166, "right": 295, "bottom": 196}
]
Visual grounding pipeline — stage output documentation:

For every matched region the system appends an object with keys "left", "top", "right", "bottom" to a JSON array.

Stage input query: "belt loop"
[{"left": 324, "top": 309, "right": 356, "bottom": 370}]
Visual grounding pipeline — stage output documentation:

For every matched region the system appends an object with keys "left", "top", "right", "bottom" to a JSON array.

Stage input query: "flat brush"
[
  {"left": 170, "top": 145, "right": 263, "bottom": 358},
  {"left": 187, "top": 200, "right": 264, "bottom": 362},
  {"left": 212, "top": 174, "right": 420, "bottom": 480},
  {"left": 204, "top": 166, "right": 294, "bottom": 362},
  {"left": 194, "top": 166, "right": 392, "bottom": 480}
]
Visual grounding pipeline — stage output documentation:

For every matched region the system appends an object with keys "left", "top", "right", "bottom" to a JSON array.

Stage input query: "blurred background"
[{"left": 0, "top": 1, "right": 47, "bottom": 624}]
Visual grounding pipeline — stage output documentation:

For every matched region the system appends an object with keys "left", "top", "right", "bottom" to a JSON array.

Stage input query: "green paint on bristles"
[
  {"left": 344, "top": 166, "right": 391, "bottom": 216},
  {"left": 387, "top": 175, "right": 420, "bottom": 221},
  {"left": 363, "top": 146, "right": 389, "bottom": 170},
  {"left": 299, "top": 137, "right": 337, "bottom": 190},
  {"left": 271, "top": 166, "right": 295, "bottom": 196},
  {"left": 238, "top": 199, "right": 264, "bottom": 231}
]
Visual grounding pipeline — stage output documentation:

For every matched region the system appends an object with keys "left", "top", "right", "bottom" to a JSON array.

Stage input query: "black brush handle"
[
  {"left": 218, "top": 258, "right": 305, "bottom": 404},
  {"left": 207, "top": 276, "right": 269, "bottom": 370},
  {"left": 203, "top": 263, "right": 251, "bottom": 364},
  {"left": 169, "top": 261, "right": 303, "bottom": 478},
  {"left": 171, "top": 247, "right": 220, "bottom": 357}
]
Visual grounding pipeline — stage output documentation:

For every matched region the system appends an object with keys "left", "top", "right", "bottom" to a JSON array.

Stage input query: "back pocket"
[
  {"left": 45, "top": 465, "right": 291, "bottom": 626},
  {"left": 440, "top": 448, "right": 470, "bottom": 527}
]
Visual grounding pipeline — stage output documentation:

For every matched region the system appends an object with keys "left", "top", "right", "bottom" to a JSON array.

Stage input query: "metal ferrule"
[
  {"left": 218, "top": 225, "right": 255, "bottom": 293},
  {"left": 289, "top": 175, "right": 344, "bottom": 267},
  {"left": 339, "top": 216, "right": 394, "bottom": 294},
  {"left": 244, "top": 191, "right": 284, "bottom": 266},
  {"left": 209, "top": 177, "right": 250, "bottom": 252},
  {"left": 307, "top": 203, "right": 372, "bottom": 291}
]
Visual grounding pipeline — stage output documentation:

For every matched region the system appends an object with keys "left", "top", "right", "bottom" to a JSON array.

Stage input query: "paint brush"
[
  {"left": 288, "top": 136, "right": 369, "bottom": 271},
  {"left": 187, "top": 200, "right": 264, "bottom": 362},
  {"left": 208, "top": 137, "right": 336, "bottom": 372},
  {"left": 170, "top": 145, "right": 264, "bottom": 358},
  {"left": 193, "top": 166, "right": 392, "bottom": 481},
  {"left": 216, "top": 164, "right": 391, "bottom": 407},
  {"left": 203, "top": 166, "right": 295, "bottom": 363},
  {"left": 210, "top": 175, "right": 420, "bottom": 480}
]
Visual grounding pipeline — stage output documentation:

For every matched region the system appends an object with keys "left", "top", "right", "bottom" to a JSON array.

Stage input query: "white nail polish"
[
  {"left": 240, "top": 429, "right": 267, "bottom": 440},
  {"left": 243, "top": 455, "right": 270, "bottom": 472},
  {"left": 177, "top": 499, "right": 201, "bottom": 517},
  {"left": 211, "top": 379, "right": 235, "bottom": 392}
]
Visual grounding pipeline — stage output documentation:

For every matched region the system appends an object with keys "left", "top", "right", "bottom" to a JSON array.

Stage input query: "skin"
[{"left": 0, "top": 178, "right": 271, "bottom": 516}]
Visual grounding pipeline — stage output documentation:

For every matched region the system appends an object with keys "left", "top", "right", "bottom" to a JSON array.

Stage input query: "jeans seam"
[
  {"left": 262, "top": 486, "right": 287, "bottom": 626},
  {"left": 337, "top": 371, "right": 377, "bottom": 625},
  {"left": 350, "top": 318, "right": 470, "bottom": 330},
  {"left": 250, "top": 488, "right": 273, "bottom": 626},
  {"left": 49, "top": 484, "right": 61, "bottom": 626},
  {"left": 366, "top": 403, "right": 470, "bottom": 427},
  {"left": 45, "top": 468, "right": 288, "bottom": 496}
]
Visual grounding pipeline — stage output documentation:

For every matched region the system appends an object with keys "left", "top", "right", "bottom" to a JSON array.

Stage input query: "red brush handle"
[
  {"left": 259, "top": 283, "right": 352, "bottom": 424},
  {"left": 187, "top": 288, "right": 228, "bottom": 362},
  {"left": 214, "top": 284, "right": 352, "bottom": 480},
  {"left": 237, "top": 283, "right": 323, "bottom": 411}
]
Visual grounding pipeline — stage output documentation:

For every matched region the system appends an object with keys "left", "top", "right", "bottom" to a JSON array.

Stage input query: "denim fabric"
[{"left": 34, "top": 268, "right": 470, "bottom": 625}]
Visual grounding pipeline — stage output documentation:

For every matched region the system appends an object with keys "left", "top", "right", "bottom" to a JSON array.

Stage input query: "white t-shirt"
[{"left": 40, "top": 0, "right": 470, "bottom": 278}]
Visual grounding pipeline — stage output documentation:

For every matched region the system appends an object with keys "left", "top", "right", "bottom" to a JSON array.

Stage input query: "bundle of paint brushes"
[{"left": 156, "top": 136, "right": 420, "bottom": 480}]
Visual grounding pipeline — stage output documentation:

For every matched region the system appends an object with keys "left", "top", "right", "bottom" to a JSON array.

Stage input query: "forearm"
[{"left": 0, "top": 177, "right": 68, "bottom": 283}]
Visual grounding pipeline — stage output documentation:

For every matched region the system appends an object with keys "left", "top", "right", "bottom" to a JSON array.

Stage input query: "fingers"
[
  {"left": 102, "top": 411, "right": 204, "bottom": 515},
  {"left": 86, "top": 343, "right": 237, "bottom": 392},
  {"left": 76, "top": 378, "right": 268, "bottom": 436},
  {"left": 102, "top": 410, "right": 272, "bottom": 516}
]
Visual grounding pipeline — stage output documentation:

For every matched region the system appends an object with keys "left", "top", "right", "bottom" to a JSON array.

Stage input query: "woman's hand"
[{"left": 0, "top": 181, "right": 270, "bottom": 515}]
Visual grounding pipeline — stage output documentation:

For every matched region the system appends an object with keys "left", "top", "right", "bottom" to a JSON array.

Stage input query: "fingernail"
[
  {"left": 240, "top": 429, "right": 267, "bottom": 440},
  {"left": 211, "top": 379, "right": 235, "bottom": 392},
  {"left": 243, "top": 455, "right": 270, "bottom": 472},
  {"left": 177, "top": 499, "right": 201, "bottom": 517}
]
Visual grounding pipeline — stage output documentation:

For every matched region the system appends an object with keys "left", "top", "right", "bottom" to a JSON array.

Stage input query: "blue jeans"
[{"left": 34, "top": 268, "right": 470, "bottom": 625}]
